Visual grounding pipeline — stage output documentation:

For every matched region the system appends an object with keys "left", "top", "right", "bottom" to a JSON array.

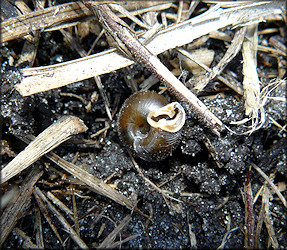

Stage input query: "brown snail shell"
[{"left": 117, "top": 91, "right": 186, "bottom": 162}]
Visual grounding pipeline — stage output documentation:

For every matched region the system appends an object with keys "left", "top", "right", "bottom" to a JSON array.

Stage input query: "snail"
[{"left": 117, "top": 91, "right": 186, "bottom": 162}]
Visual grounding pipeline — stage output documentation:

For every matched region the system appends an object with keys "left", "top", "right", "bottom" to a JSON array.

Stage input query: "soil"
[{"left": 1, "top": 1, "right": 286, "bottom": 249}]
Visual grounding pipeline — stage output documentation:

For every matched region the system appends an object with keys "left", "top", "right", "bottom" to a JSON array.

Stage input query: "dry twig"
[
  {"left": 193, "top": 26, "right": 246, "bottom": 93},
  {"left": 252, "top": 163, "right": 287, "bottom": 208},
  {"left": 0, "top": 167, "right": 44, "bottom": 246},
  {"left": 244, "top": 167, "right": 255, "bottom": 248},
  {"left": 1, "top": 116, "right": 88, "bottom": 184},
  {"left": 97, "top": 215, "right": 134, "bottom": 248},
  {"left": 33, "top": 187, "right": 88, "bottom": 248}
]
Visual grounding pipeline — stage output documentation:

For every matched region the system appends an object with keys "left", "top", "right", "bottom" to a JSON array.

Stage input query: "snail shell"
[{"left": 117, "top": 91, "right": 186, "bottom": 162}]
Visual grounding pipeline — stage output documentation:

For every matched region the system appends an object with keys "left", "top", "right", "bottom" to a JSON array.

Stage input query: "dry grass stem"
[
  {"left": 242, "top": 23, "right": 261, "bottom": 124},
  {"left": 16, "top": 132, "right": 137, "bottom": 212},
  {"left": 252, "top": 163, "right": 287, "bottom": 208},
  {"left": 255, "top": 186, "right": 279, "bottom": 248},
  {"left": 34, "top": 207, "right": 44, "bottom": 249},
  {"left": 0, "top": 167, "right": 43, "bottom": 247},
  {"left": 46, "top": 191, "right": 74, "bottom": 221},
  {"left": 15, "top": 2, "right": 284, "bottom": 96},
  {"left": 34, "top": 190, "right": 64, "bottom": 244},
  {"left": 109, "top": 234, "right": 140, "bottom": 248},
  {"left": 176, "top": 47, "right": 244, "bottom": 95},
  {"left": 12, "top": 228, "right": 38, "bottom": 249},
  {"left": 45, "top": 151, "right": 138, "bottom": 211},
  {"left": 2, "top": 1, "right": 169, "bottom": 43},
  {"left": 97, "top": 215, "right": 132, "bottom": 248},
  {"left": 1, "top": 1, "right": 90, "bottom": 43},
  {"left": 33, "top": 187, "right": 88, "bottom": 248},
  {"left": 193, "top": 26, "right": 246, "bottom": 93},
  {"left": 262, "top": 187, "right": 279, "bottom": 248},
  {"left": 70, "top": 185, "right": 80, "bottom": 236},
  {"left": 244, "top": 167, "right": 255, "bottom": 248},
  {"left": 1, "top": 116, "right": 88, "bottom": 184}
]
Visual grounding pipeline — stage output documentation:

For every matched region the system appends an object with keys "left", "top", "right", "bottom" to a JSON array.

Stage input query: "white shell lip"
[{"left": 147, "top": 102, "right": 186, "bottom": 133}]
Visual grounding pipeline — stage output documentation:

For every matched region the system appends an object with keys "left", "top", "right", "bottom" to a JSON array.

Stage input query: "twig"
[
  {"left": 1, "top": 116, "right": 88, "bottom": 184},
  {"left": 242, "top": 23, "right": 261, "bottom": 121},
  {"left": 70, "top": 185, "right": 80, "bottom": 236},
  {"left": 193, "top": 26, "right": 246, "bottom": 93},
  {"left": 18, "top": 134, "right": 140, "bottom": 213},
  {"left": 97, "top": 215, "right": 132, "bottom": 248},
  {"left": 94, "top": 76, "right": 112, "bottom": 121},
  {"left": 46, "top": 191, "right": 74, "bottom": 221},
  {"left": 87, "top": 2, "right": 224, "bottom": 136},
  {"left": 46, "top": 151, "right": 139, "bottom": 212},
  {"left": 34, "top": 207, "right": 44, "bottom": 249},
  {"left": 0, "top": 167, "right": 43, "bottom": 246},
  {"left": 33, "top": 187, "right": 88, "bottom": 249},
  {"left": 34, "top": 190, "right": 64, "bottom": 244},
  {"left": 252, "top": 163, "right": 287, "bottom": 207},
  {"left": 244, "top": 167, "right": 255, "bottom": 248},
  {"left": 12, "top": 228, "right": 38, "bottom": 249},
  {"left": 262, "top": 187, "right": 279, "bottom": 248},
  {"left": 255, "top": 186, "right": 279, "bottom": 248}
]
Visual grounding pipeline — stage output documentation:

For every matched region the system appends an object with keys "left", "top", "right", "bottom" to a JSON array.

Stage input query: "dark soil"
[{"left": 1, "top": 1, "right": 286, "bottom": 249}]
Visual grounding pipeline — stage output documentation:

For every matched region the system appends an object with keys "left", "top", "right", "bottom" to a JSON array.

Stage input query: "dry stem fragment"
[
  {"left": 242, "top": 23, "right": 261, "bottom": 119},
  {"left": 244, "top": 167, "right": 255, "bottom": 248},
  {"left": 193, "top": 26, "right": 246, "bottom": 92},
  {"left": 0, "top": 167, "right": 43, "bottom": 247},
  {"left": 252, "top": 163, "right": 287, "bottom": 208},
  {"left": 17, "top": 134, "right": 139, "bottom": 213},
  {"left": 1, "top": 116, "right": 88, "bottom": 184},
  {"left": 12, "top": 228, "right": 38, "bottom": 249},
  {"left": 33, "top": 187, "right": 88, "bottom": 248},
  {"left": 97, "top": 215, "right": 132, "bottom": 248}
]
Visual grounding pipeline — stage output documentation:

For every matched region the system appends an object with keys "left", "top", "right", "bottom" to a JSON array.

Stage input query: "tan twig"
[
  {"left": 1, "top": 116, "right": 87, "bottom": 184},
  {"left": 252, "top": 163, "right": 287, "bottom": 208},
  {"left": 97, "top": 215, "right": 132, "bottom": 248},
  {"left": 34, "top": 207, "right": 44, "bottom": 249},
  {"left": 18, "top": 132, "right": 139, "bottom": 213},
  {"left": 244, "top": 167, "right": 255, "bottom": 248},
  {"left": 0, "top": 167, "right": 43, "bottom": 246},
  {"left": 34, "top": 189, "right": 64, "bottom": 244},
  {"left": 70, "top": 185, "right": 80, "bottom": 236},
  {"left": 193, "top": 26, "right": 246, "bottom": 93},
  {"left": 46, "top": 191, "right": 74, "bottom": 221},
  {"left": 255, "top": 186, "right": 279, "bottom": 248},
  {"left": 12, "top": 228, "right": 38, "bottom": 249},
  {"left": 33, "top": 187, "right": 88, "bottom": 248}
]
